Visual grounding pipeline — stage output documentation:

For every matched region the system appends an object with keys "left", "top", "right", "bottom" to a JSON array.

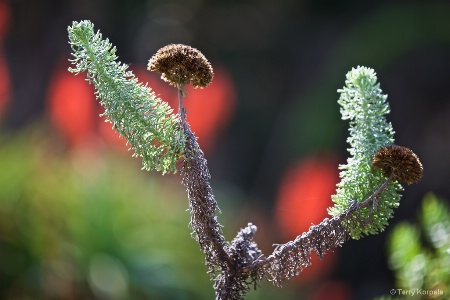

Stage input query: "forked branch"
[{"left": 67, "top": 21, "right": 423, "bottom": 300}]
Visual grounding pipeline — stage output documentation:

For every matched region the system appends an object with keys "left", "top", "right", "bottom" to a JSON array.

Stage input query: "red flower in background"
[
  {"left": 47, "top": 62, "right": 97, "bottom": 147},
  {"left": 275, "top": 154, "right": 340, "bottom": 284},
  {"left": 183, "top": 65, "right": 236, "bottom": 152},
  {"left": 0, "top": 48, "right": 11, "bottom": 119},
  {"left": 0, "top": 0, "right": 11, "bottom": 119},
  {"left": 0, "top": 0, "right": 11, "bottom": 39}
]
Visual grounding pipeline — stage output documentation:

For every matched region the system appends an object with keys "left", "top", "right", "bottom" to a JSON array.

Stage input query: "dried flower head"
[
  {"left": 148, "top": 44, "right": 213, "bottom": 88},
  {"left": 373, "top": 145, "right": 423, "bottom": 185}
]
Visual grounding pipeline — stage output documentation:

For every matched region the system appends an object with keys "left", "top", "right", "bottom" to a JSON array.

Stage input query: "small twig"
[
  {"left": 343, "top": 172, "right": 394, "bottom": 217},
  {"left": 178, "top": 86, "right": 186, "bottom": 122}
]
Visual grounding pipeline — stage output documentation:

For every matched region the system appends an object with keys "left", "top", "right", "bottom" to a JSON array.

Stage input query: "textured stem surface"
[{"left": 180, "top": 119, "right": 230, "bottom": 273}]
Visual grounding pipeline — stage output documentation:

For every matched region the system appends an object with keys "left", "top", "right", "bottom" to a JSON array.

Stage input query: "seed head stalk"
[{"left": 178, "top": 86, "right": 186, "bottom": 122}]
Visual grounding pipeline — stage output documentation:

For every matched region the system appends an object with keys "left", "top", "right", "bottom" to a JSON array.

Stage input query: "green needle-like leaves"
[
  {"left": 67, "top": 20, "right": 184, "bottom": 174},
  {"left": 328, "top": 66, "right": 402, "bottom": 239}
]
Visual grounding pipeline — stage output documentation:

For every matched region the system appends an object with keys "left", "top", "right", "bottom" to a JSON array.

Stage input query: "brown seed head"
[
  {"left": 373, "top": 145, "right": 423, "bottom": 185},
  {"left": 148, "top": 44, "right": 213, "bottom": 88}
]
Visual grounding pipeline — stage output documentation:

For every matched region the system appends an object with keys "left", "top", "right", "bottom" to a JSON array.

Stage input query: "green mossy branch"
[
  {"left": 67, "top": 20, "right": 184, "bottom": 174},
  {"left": 328, "top": 66, "right": 402, "bottom": 239}
]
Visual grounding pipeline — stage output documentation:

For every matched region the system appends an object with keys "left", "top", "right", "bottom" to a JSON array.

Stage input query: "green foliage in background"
[
  {"left": 0, "top": 126, "right": 314, "bottom": 300},
  {"left": 386, "top": 193, "right": 449, "bottom": 299},
  {"left": 0, "top": 127, "right": 210, "bottom": 299},
  {"left": 328, "top": 66, "right": 402, "bottom": 239},
  {"left": 68, "top": 20, "right": 184, "bottom": 174}
]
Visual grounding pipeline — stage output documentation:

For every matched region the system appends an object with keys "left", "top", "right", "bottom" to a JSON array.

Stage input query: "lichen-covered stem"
[
  {"left": 259, "top": 173, "right": 394, "bottom": 284},
  {"left": 179, "top": 118, "right": 231, "bottom": 275}
]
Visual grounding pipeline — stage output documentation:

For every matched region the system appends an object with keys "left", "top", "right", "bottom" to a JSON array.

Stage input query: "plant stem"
[
  {"left": 343, "top": 172, "right": 394, "bottom": 216},
  {"left": 178, "top": 86, "right": 186, "bottom": 122},
  {"left": 258, "top": 173, "right": 395, "bottom": 284}
]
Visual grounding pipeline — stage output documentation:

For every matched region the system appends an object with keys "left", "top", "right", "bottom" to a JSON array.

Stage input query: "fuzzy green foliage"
[
  {"left": 67, "top": 20, "right": 184, "bottom": 174},
  {"left": 328, "top": 66, "right": 402, "bottom": 239},
  {"left": 0, "top": 127, "right": 212, "bottom": 299},
  {"left": 387, "top": 193, "right": 448, "bottom": 298}
]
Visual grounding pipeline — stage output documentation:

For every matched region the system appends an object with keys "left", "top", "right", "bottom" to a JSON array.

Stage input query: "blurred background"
[{"left": 0, "top": 0, "right": 449, "bottom": 299}]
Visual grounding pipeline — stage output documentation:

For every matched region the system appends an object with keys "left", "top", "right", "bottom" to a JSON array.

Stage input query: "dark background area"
[{"left": 1, "top": 0, "right": 449, "bottom": 299}]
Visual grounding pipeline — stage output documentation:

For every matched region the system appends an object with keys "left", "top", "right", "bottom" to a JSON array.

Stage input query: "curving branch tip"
[{"left": 373, "top": 145, "right": 423, "bottom": 185}]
